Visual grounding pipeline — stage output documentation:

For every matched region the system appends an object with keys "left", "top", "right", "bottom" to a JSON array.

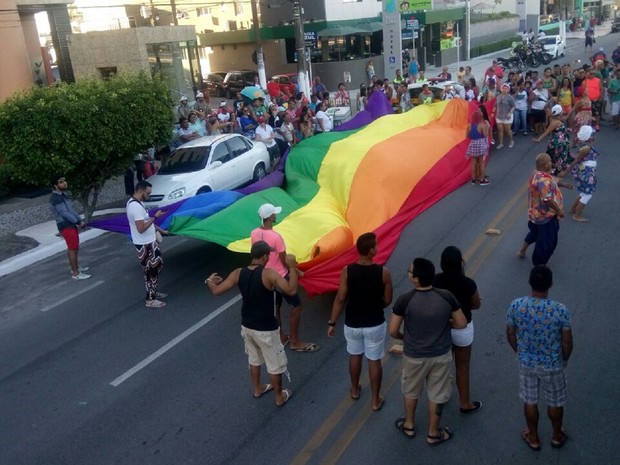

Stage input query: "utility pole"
[
  {"left": 251, "top": 0, "right": 267, "bottom": 89},
  {"left": 292, "top": 0, "right": 309, "bottom": 96},
  {"left": 170, "top": 0, "right": 178, "bottom": 26}
]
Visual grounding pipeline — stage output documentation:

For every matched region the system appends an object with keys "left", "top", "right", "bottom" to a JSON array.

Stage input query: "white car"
[
  {"left": 539, "top": 35, "right": 565, "bottom": 59},
  {"left": 144, "top": 134, "right": 270, "bottom": 208}
]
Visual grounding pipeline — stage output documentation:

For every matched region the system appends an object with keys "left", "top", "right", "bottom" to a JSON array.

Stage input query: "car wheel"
[
  {"left": 197, "top": 187, "right": 212, "bottom": 195},
  {"left": 253, "top": 163, "right": 266, "bottom": 183}
]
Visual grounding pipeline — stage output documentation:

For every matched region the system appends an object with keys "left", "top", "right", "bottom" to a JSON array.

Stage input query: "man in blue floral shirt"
[{"left": 506, "top": 265, "right": 573, "bottom": 451}]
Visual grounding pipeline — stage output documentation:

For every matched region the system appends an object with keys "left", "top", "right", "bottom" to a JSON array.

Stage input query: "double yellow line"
[{"left": 289, "top": 179, "right": 530, "bottom": 465}]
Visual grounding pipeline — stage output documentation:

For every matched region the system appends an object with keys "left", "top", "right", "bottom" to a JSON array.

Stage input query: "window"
[
  {"left": 212, "top": 17, "right": 219, "bottom": 26},
  {"left": 228, "top": 20, "right": 237, "bottom": 31},
  {"left": 234, "top": 2, "right": 244, "bottom": 15},
  {"left": 97, "top": 67, "right": 117, "bottom": 79},
  {"left": 226, "top": 136, "right": 249, "bottom": 158},
  {"left": 211, "top": 143, "right": 231, "bottom": 164},
  {"left": 196, "top": 7, "right": 211, "bottom": 16}
]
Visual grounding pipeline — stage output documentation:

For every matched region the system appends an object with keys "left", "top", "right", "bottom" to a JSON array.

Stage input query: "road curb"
[{"left": 0, "top": 208, "right": 125, "bottom": 278}]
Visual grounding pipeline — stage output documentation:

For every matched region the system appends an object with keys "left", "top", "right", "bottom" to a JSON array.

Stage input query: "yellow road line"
[{"left": 290, "top": 178, "right": 530, "bottom": 465}]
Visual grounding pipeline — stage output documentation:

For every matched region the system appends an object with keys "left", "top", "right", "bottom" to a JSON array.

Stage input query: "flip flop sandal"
[
  {"left": 394, "top": 418, "right": 416, "bottom": 439},
  {"left": 253, "top": 383, "right": 273, "bottom": 399},
  {"left": 292, "top": 343, "right": 320, "bottom": 352},
  {"left": 551, "top": 430, "right": 568, "bottom": 449},
  {"left": 427, "top": 427, "right": 453, "bottom": 446},
  {"left": 522, "top": 430, "right": 541, "bottom": 451},
  {"left": 276, "top": 389, "right": 292, "bottom": 407}
]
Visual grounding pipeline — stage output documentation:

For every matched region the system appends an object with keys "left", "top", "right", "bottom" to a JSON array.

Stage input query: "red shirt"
[{"left": 267, "top": 81, "right": 280, "bottom": 98}]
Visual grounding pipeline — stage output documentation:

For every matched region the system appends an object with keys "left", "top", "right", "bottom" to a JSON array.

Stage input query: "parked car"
[
  {"left": 203, "top": 72, "right": 226, "bottom": 97},
  {"left": 144, "top": 134, "right": 270, "bottom": 208},
  {"left": 539, "top": 35, "right": 565, "bottom": 59},
  {"left": 272, "top": 73, "right": 298, "bottom": 95},
  {"left": 407, "top": 80, "right": 456, "bottom": 105},
  {"left": 222, "top": 70, "right": 257, "bottom": 98},
  {"left": 611, "top": 18, "right": 620, "bottom": 33}
]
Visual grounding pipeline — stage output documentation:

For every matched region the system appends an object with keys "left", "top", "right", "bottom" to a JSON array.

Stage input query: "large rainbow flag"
[{"left": 93, "top": 97, "right": 484, "bottom": 296}]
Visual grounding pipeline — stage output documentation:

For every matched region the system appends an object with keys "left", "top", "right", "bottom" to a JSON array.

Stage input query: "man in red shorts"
[{"left": 49, "top": 175, "right": 90, "bottom": 280}]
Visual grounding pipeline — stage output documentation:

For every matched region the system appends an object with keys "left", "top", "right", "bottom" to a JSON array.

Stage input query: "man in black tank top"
[
  {"left": 206, "top": 241, "right": 299, "bottom": 407},
  {"left": 328, "top": 233, "right": 393, "bottom": 412}
]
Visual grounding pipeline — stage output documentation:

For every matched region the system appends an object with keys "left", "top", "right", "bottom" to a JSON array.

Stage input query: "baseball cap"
[
  {"left": 196, "top": 91, "right": 204, "bottom": 98},
  {"left": 257, "top": 116, "right": 266, "bottom": 123},
  {"left": 488, "top": 78, "right": 496, "bottom": 84},
  {"left": 180, "top": 95, "right": 188, "bottom": 102},
  {"left": 51, "top": 174, "right": 66, "bottom": 186},
  {"left": 220, "top": 101, "right": 227, "bottom": 107},
  {"left": 551, "top": 104, "right": 563, "bottom": 116},
  {"left": 258, "top": 203, "right": 282, "bottom": 220},
  {"left": 577, "top": 125, "right": 594, "bottom": 142},
  {"left": 250, "top": 240, "right": 275, "bottom": 258},
  {"left": 277, "top": 106, "right": 286, "bottom": 112}
]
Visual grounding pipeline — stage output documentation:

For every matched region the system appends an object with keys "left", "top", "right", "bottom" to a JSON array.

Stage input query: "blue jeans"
[{"left": 513, "top": 109, "right": 528, "bottom": 134}]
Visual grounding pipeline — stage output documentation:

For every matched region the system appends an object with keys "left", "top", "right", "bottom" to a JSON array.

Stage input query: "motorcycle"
[{"left": 497, "top": 56, "right": 527, "bottom": 73}]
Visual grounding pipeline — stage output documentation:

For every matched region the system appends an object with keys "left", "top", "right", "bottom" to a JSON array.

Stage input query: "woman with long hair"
[
  {"left": 557, "top": 77, "right": 574, "bottom": 116},
  {"left": 466, "top": 109, "right": 491, "bottom": 185},
  {"left": 433, "top": 246, "right": 482, "bottom": 414}
]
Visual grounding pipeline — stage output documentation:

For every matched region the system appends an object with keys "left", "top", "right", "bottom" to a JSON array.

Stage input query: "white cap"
[
  {"left": 196, "top": 91, "right": 204, "bottom": 98},
  {"left": 220, "top": 101, "right": 227, "bottom": 107},
  {"left": 180, "top": 95, "right": 188, "bottom": 101},
  {"left": 577, "top": 125, "right": 594, "bottom": 142},
  {"left": 258, "top": 203, "right": 282, "bottom": 220},
  {"left": 551, "top": 104, "right": 563, "bottom": 116}
]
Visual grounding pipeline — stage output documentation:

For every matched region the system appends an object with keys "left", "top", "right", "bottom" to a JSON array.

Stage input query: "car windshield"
[
  {"left": 158, "top": 146, "right": 211, "bottom": 174},
  {"left": 539, "top": 37, "right": 556, "bottom": 45}
]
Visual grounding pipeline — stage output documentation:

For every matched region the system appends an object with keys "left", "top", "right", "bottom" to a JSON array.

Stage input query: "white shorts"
[
  {"left": 344, "top": 322, "right": 386, "bottom": 361},
  {"left": 612, "top": 101, "right": 620, "bottom": 117},
  {"left": 496, "top": 116, "right": 514, "bottom": 125},
  {"left": 451, "top": 321, "right": 474, "bottom": 347},
  {"left": 579, "top": 192, "right": 593, "bottom": 204}
]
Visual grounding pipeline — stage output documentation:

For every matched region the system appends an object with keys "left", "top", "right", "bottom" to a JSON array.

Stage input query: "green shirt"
[{"left": 608, "top": 77, "right": 620, "bottom": 103}]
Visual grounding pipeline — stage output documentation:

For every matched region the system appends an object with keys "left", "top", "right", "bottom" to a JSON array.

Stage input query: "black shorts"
[
  {"left": 532, "top": 109, "right": 547, "bottom": 123},
  {"left": 591, "top": 100, "right": 602, "bottom": 116},
  {"left": 275, "top": 274, "right": 301, "bottom": 308}
]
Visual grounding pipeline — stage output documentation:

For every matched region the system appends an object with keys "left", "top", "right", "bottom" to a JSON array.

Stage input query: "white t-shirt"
[
  {"left": 514, "top": 89, "right": 529, "bottom": 111},
  {"left": 531, "top": 89, "right": 549, "bottom": 111},
  {"left": 126, "top": 198, "right": 156, "bottom": 245},
  {"left": 315, "top": 110, "right": 332, "bottom": 132},
  {"left": 255, "top": 125, "right": 276, "bottom": 148}
]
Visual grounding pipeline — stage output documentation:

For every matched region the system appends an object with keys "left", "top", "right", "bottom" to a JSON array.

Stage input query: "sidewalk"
[{"left": 0, "top": 20, "right": 614, "bottom": 279}]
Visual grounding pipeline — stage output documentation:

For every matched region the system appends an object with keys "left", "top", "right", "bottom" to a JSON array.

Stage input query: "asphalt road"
[{"left": 1, "top": 36, "right": 619, "bottom": 465}]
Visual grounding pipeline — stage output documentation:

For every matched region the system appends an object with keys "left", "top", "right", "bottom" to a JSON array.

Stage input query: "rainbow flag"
[{"left": 162, "top": 98, "right": 477, "bottom": 295}]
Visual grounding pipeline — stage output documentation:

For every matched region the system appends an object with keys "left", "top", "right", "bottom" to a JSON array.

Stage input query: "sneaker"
[
  {"left": 523, "top": 132, "right": 528, "bottom": 136},
  {"left": 471, "top": 179, "right": 477, "bottom": 185},
  {"left": 479, "top": 178, "right": 491, "bottom": 186},
  {"left": 155, "top": 292, "right": 168, "bottom": 299},
  {"left": 146, "top": 299, "right": 166, "bottom": 308},
  {"left": 78, "top": 266, "right": 90, "bottom": 272},
  {"left": 509, "top": 140, "right": 514, "bottom": 148},
  {"left": 72, "top": 272, "right": 91, "bottom": 280},
  {"left": 496, "top": 144, "right": 504, "bottom": 149}
]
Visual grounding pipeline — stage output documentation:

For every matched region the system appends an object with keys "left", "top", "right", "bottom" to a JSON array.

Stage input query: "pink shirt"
[{"left": 250, "top": 227, "right": 287, "bottom": 277}]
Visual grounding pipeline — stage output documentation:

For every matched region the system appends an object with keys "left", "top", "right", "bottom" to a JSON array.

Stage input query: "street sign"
[
  {"left": 389, "top": 56, "right": 396, "bottom": 64},
  {"left": 405, "top": 19, "right": 419, "bottom": 29},
  {"left": 304, "top": 31, "right": 317, "bottom": 49}
]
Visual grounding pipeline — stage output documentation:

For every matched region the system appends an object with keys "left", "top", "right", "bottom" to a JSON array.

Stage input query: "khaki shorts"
[
  {"left": 401, "top": 351, "right": 453, "bottom": 403},
  {"left": 240, "top": 326, "right": 287, "bottom": 375}
]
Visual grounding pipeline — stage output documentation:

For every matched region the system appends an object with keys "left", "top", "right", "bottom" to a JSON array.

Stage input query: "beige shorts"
[
  {"left": 401, "top": 351, "right": 453, "bottom": 403},
  {"left": 240, "top": 326, "right": 288, "bottom": 375}
]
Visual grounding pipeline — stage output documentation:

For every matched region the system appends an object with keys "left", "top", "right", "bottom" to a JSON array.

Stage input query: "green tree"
[{"left": 0, "top": 72, "right": 173, "bottom": 221}]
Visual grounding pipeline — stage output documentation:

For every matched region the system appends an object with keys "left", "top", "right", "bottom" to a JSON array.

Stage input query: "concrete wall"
[
  {"left": 68, "top": 26, "right": 196, "bottom": 79},
  {"left": 0, "top": 0, "right": 36, "bottom": 101},
  {"left": 312, "top": 57, "right": 384, "bottom": 92},
  {"left": 470, "top": 17, "right": 521, "bottom": 48}
]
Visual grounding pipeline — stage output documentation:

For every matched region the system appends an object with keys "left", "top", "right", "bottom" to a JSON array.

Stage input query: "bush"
[
  {"left": 470, "top": 11, "right": 520, "bottom": 24},
  {"left": 470, "top": 37, "right": 519, "bottom": 58},
  {"left": 0, "top": 72, "right": 174, "bottom": 220}
]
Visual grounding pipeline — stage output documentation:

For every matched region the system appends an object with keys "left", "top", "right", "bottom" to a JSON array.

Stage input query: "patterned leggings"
[{"left": 135, "top": 242, "right": 163, "bottom": 300}]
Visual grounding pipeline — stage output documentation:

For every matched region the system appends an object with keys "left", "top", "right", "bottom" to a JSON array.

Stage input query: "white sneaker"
[
  {"left": 496, "top": 144, "right": 504, "bottom": 149},
  {"left": 509, "top": 140, "right": 515, "bottom": 148},
  {"left": 146, "top": 299, "right": 166, "bottom": 308},
  {"left": 72, "top": 272, "right": 91, "bottom": 280},
  {"left": 78, "top": 266, "right": 90, "bottom": 272}
]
